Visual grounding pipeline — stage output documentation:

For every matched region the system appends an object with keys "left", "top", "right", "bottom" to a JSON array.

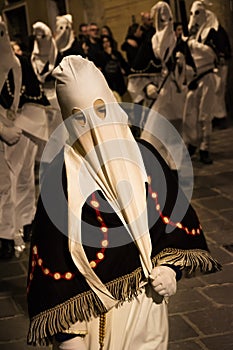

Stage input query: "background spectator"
[
  {"left": 100, "top": 24, "right": 118, "bottom": 50},
  {"left": 121, "top": 23, "right": 143, "bottom": 67},
  {"left": 100, "top": 34, "right": 130, "bottom": 99},
  {"left": 85, "top": 22, "right": 105, "bottom": 70},
  {"left": 78, "top": 22, "right": 89, "bottom": 41}
]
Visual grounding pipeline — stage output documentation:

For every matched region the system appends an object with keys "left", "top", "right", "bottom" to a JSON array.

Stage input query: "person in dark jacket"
[
  {"left": 121, "top": 23, "right": 143, "bottom": 68},
  {"left": 100, "top": 34, "right": 130, "bottom": 98},
  {"left": 100, "top": 25, "right": 118, "bottom": 50}
]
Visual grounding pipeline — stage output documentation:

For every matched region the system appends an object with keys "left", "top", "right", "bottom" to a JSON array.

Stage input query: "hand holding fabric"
[
  {"left": 149, "top": 266, "right": 177, "bottom": 297},
  {"left": 146, "top": 83, "right": 158, "bottom": 99},
  {"left": 7, "top": 109, "right": 17, "bottom": 121},
  {"left": 0, "top": 123, "right": 22, "bottom": 145}
]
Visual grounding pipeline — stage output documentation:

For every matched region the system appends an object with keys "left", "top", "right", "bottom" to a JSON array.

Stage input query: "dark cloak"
[{"left": 27, "top": 138, "right": 221, "bottom": 346}]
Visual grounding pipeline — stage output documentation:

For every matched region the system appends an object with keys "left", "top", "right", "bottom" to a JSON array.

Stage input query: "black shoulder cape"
[{"left": 27, "top": 138, "right": 221, "bottom": 346}]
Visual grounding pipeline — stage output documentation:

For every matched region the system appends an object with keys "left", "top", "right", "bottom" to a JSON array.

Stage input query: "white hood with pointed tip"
[
  {"left": 151, "top": 1, "right": 176, "bottom": 63},
  {"left": 52, "top": 55, "right": 152, "bottom": 307},
  {"left": 55, "top": 14, "right": 75, "bottom": 53},
  {"left": 31, "top": 21, "right": 58, "bottom": 83}
]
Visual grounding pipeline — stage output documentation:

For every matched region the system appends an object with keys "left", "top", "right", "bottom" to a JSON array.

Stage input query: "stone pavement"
[{"left": 0, "top": 125, "right": 233, "bottom": 350}]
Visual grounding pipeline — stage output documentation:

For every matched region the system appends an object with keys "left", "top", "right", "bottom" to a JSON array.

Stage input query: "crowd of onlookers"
[
  {"left": 9, "top": 9, "right": 232, "bottom": 130},
  {"left": 0, "top": 1, "right": 232, "bottom": 260}
]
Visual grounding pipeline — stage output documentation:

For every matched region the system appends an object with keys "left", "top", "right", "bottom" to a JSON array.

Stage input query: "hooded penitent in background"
[
  {"left": 27, "top": 55, "right": 221, "bottom": 350},
  {"left": 150, "top": 1, "right": 176, "bottom": 66},
  {"left": 31, "top": 21, "right": 58, "bottom": 84},
  {"left": 29, "top": 21, "right": 66, "bottom": 167},
  {"left": 27, "top": 21, "right": 56, "bottom": 159},
  {"left": 0, "top": 17, "right": 37, "bottom": 258},
  {"left": 55, "top": 14, "right": 75, "bottom": 53},
  {"left": 211, "top": 22, "right": 231, "bottom": 129},
  {"left": 0, "top": 18, "right": 21, "bottom": 116},
  {"left": 55, "top": 14, "right": 82, "bottom": 61},
  {"left": 182, "top": 0, "right": 219, "bottom": 164},
  {"left": 140, "top": 1, "right": 193, "bottom": 174}
]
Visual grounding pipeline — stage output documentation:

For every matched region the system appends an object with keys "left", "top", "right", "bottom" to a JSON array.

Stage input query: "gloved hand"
[
  {"left": 0, "top": 123, "right": 22, "bottom": 145},
  {"left": 149, "top": 266, "right": 177, "bottom": 297},
  {"left": 145, "top": 83, "right": 157, "bottom": 99},
  {"left": 58, "top": 336, "right": 87, "bottom": 350},
  {"left": 7, "top": 109, "right": 17, "bottom": 121}
]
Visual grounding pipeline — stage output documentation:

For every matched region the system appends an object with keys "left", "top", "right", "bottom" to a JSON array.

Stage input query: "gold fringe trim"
[
  {"left": 152, "top": 248, "right": 222, "bottom": 275},
  {"left": 27, "top": 289, "right": 108, "bottom": 346},
  {"left": 28, "top": 248, "right": 221, "bottom": 346},
  {"left": 27, "top": 268, "right": 142, "bottom": 346}
]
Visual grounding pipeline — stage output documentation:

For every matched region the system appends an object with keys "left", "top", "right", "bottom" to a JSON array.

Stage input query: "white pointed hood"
[
  {"left": 52, "top": 56, "right": 152, "bottom": 305},
  {"left": 188, "top": 1, "right": 218, "bottom": 73},
  {"left": 151, "top": 1, "right": 176, "bottom": 63},
  {"left": 55, "top": 14, "right": 75, "bottom": 52},
  {"left": 31, "top": 21, "right": 58, "bottom": 83},
  {"left": 188, "top": 1, "right": 219, "bottom": 42}
]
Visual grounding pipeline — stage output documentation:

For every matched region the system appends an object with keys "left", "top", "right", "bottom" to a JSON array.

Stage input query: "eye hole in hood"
[
  {"left": 72, "top": 108, "right": 86, "bottom": 126},
  {"left": 93, "top": 99, "right": 106, "bottom": 120}
]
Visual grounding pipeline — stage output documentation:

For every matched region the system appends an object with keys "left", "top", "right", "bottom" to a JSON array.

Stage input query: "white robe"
[
  {"left": 141, "top": 73, "right": 186, "bottom": 171},
  {"left": 53, "top": 289, "right": 168, "bottom": 350},
  {"left": 0, "top": 106, "right": 37, "bottom": 239}
]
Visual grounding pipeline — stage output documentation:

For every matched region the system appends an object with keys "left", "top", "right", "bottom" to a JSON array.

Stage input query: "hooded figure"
[
  {"left": 27, "top": 56, "right": 220, "bottom": 349},
  {"left": 188, "top": 0, "right": 219, "bottom": 41},
  {"left": 188, "top": 0, "right": 218, "bottom": 74},
  {"left": 0, "top": 17, "right": 22, "bottom": 117},
  {"left": 31, "top": 21, "right": 58, "bottom": 84},
  {"left": 55, "top": 14, "right": 75, "bottom": 53},
  {"left": 183, "top": 0, "right": 219, "bottom": 164},
  {"left": 54, "top": 14, "right": 85, "bottom": 65},
  {"left": 141, "top": 2, "right": 188, "bottom": 173},
  {"left": 30, "top": 21, "right": 66, "bottom": 165},
  {"left": 0, "top": 17, "right": 38, "bottom": 259},
  {"left": 0, "top": 16, "right": 22, "bottom": 259},
  {"left": 151, "top": 1, "right": 176, "bottom": 66}
]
